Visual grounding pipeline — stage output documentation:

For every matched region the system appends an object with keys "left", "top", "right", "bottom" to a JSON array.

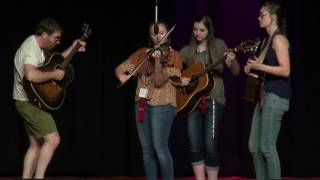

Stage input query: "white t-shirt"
[{"left": 13, "top": 35, "right": 45, "bottom": 101}]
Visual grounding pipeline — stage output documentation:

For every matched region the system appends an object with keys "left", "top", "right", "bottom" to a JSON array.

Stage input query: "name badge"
[{"left": 138, "top": 88, "right": 148, "bottom": 98}]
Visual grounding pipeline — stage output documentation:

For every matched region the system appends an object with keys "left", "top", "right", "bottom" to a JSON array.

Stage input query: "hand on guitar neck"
[
  {"left": 62, "top": 39, "right": 87, "bottom": 60},
  {"left": 244, "top": 37, "right": 270, "bottom": 75}
]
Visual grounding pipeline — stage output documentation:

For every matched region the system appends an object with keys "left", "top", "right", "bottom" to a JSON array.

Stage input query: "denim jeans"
[
  {"left": 248, "top": 93, "right": 289, "bottom": 180},
  {"left": 186, "top": 98, "right": 224, "bottom": 169},
  {"left": 135, "top": 102, "right": 176, "bottom": 180}
]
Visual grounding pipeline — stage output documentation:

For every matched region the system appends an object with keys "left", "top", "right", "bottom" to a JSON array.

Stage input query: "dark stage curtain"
[{"left": 1, "top": 0, "right": 319, "bottom": 178}]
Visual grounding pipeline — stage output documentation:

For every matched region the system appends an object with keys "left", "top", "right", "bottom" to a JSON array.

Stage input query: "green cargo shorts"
[{"left": 15, "top": 100, "right": 57, "bottom": 138}]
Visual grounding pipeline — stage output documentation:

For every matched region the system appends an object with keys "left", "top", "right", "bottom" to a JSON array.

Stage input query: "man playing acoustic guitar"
[{"left": 13, "top": 17, "right": 86, "bottom": 179}]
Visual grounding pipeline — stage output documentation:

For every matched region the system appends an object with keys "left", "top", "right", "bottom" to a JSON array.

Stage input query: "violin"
[
  {"left": 117, "top": 25, "right": 176, "bottom": 88},
  {"left": 154, "top": 42, "right": 171, "bottom": 64}
]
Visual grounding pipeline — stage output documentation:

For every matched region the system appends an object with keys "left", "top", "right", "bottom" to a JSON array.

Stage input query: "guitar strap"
[
  {"left": 201, "top": 96, "right": 206, "bottom": 113},
  {"left": 256, "top": 36, "right": 272, "bottom": 109},
  {"left": 257, "top": 37, "right": 271, "bottom": 64},
  {"left": 43, "top": 49, "right": 52, "bottom": 63}
]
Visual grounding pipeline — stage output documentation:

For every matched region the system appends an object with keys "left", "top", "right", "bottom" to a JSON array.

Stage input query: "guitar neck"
[
  {"left": 200, "top": 44, "right": 245, "bottom": 75},
  {"left": 61, "top": 42, "right": 83, "bottom": 69},
  {"left": 59, "top": 25, "right": 91, "bottom": 69},
  {"left": 201, "top": 46, "right": 239, "bottom": 76},
  {"left": 191, "top": 38, "right": 261, "bottom": 81}
]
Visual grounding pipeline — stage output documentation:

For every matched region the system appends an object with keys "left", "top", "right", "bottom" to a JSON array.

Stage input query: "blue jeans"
[
  {"left": 186, "top": 98, "right": 224, "bottom": 169},
  {"left": 248, "top": 93, "right": 289, "bottom": 180},
  {"left": 135, "top": 102, "right": 176, "bottom": 180}
]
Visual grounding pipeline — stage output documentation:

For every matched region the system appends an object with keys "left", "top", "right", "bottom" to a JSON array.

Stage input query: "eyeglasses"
[
  {"left": 51, "top": 36, "right": 61, "bottom": 41},
  {"left": 48, "top": 34, "right": 61, "bottom": 42}
]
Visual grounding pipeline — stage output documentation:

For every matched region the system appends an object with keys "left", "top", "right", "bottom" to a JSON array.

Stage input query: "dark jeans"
[
  {"left": 186, "top": 98, "right": 224, "bottom": 169},
  {"left": 135, "top": 102, "right": 176, "bottom": 180}
]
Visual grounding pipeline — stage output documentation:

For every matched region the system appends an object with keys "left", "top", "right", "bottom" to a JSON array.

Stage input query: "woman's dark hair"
[{"left": 34, "top": 17, "right": 63, "bottom": 36}]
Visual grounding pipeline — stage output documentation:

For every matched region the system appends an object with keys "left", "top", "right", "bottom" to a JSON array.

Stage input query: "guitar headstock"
[
  {"left": 80, "top": 23, "right": 92, "bottom": 41},
  {"left": 233, "top": 38, "right": 261, "bottom": 55}
]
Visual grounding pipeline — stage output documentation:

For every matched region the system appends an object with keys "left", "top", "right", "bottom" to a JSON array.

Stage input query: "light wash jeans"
[
  {"left": 135, "top": 102, "right": 176, "bottom": 180},
  {"left": 248, "top": 93, "right": 289, "bottom": 180}
]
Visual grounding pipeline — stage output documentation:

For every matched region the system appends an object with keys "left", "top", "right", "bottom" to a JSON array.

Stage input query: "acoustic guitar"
[
  {"left": 174, "top": 38, "right": 261, "bottom": 117},
  {"left": 243, "top": 71, "right": 265, "bottom": 103},
  {"left": 243, "top": 37, "right": 270, "bottom": 103},
  {"left": 23, "top": 23, "right": 92, "bottom": 110}
]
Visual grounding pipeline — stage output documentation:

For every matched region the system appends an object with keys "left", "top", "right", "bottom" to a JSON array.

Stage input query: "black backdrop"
[{"left": 1, "top": 0, "right": 319, "bottom": 178}]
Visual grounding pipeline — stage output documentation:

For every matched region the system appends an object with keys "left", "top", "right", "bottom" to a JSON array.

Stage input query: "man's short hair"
[{"left": 34, "top": 17, "right": 63, "bottom": 36}]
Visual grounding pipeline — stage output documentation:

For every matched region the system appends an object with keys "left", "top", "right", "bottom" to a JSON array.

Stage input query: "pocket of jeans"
[{"left": 280, "top": 99, "right": 289, "bottom": 112}]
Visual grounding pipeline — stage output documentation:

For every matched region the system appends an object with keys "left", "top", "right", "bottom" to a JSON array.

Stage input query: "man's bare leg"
[
  {"left": 34, "top": 132, "right": 60, "bottom": 178},
  {"left": 22, "top": 135, "right": 41, "bottom": 178}
]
